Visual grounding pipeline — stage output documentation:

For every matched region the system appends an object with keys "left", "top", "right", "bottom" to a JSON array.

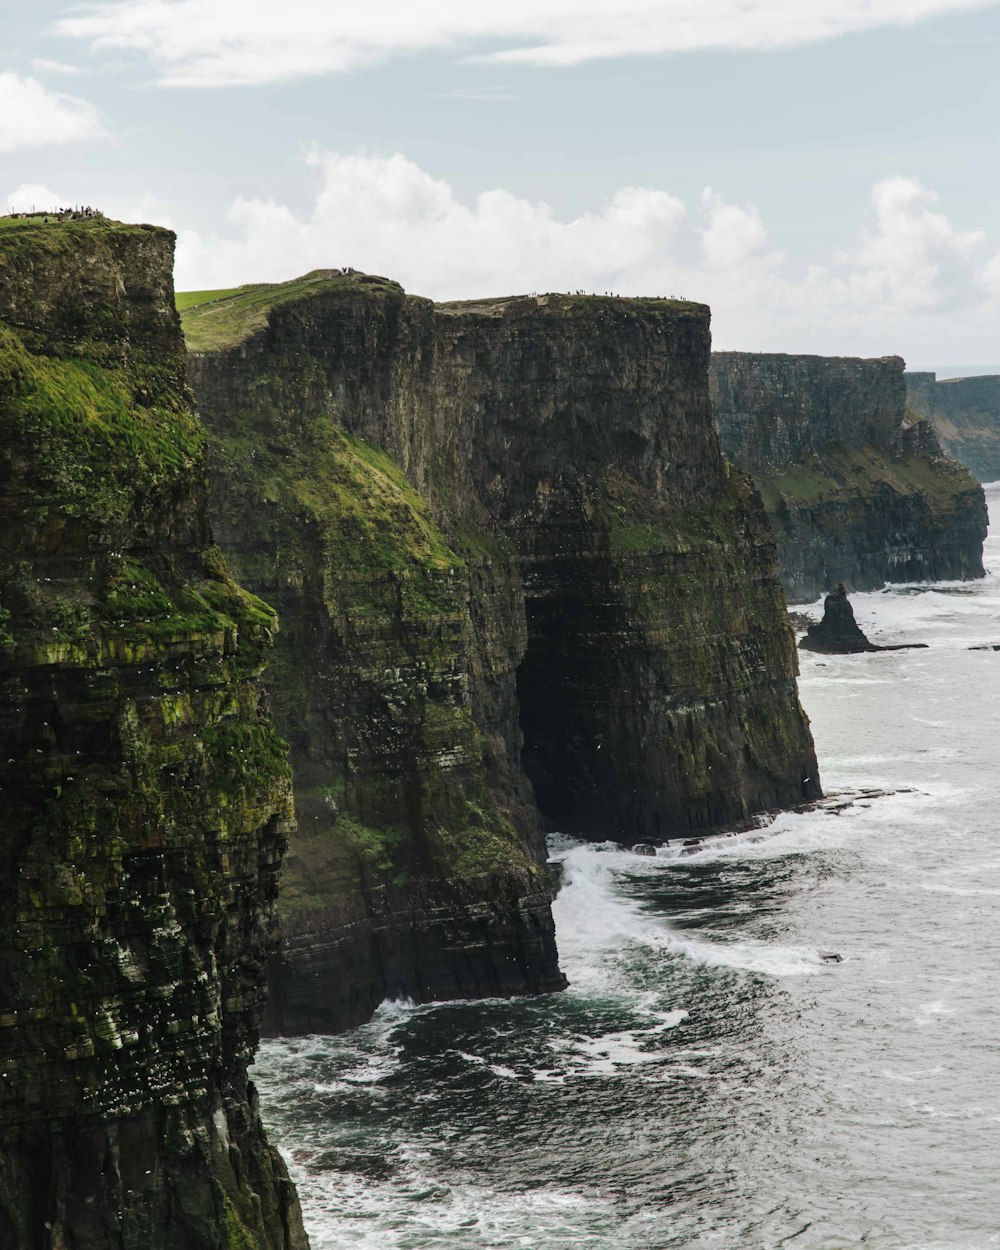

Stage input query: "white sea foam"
[
  {"left": 282, "top": 1158, "right": 620, "bottom": 1250},
  {"left": 552, "top": 837, "right": 833, "bottom": 982},
  {"left": 257, "top": 491, "right": 1000, "bottom": 1250}
]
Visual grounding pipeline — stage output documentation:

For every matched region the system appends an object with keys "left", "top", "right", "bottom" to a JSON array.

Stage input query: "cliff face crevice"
[
  {"left": 185, "top": 277, "right": 819, "bottom": 1034},
  {"left": 0, "top": 220, "right": 308, "bottom": 1249},
  {"left": 429, "top": 299, "right": 818, "bottom": 840},
  {"left": 712, "top": 353, "right": 987, "bottom": 602},
  {"left": 905, "top": 371, "right": 1000, "bottom": 483}
]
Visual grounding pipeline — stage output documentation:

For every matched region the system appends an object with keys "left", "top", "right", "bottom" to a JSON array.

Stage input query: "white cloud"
[
  {"left": 698, "top": 189, "right": 782, "bottom": 272},
  {"left": 834, "top": 175, "right": 985, "bottom": 311},
  {"left": 0, "top": 74, "right": 104, "bottom": 153},
  {"left": 3, "top": 183, "right": 180, "bottom": 234},
  {"left": 58, "top": 0, "right": 1000, "bottom": 87},
  {"left": 31, "top": 58, "right": 85, "bottom": 76},
  {"left": 4, "top": 183, "right": 66, "bottom": 213},
  {"left": 170, "top": 152, "right": 1000, "bottom": 360}
]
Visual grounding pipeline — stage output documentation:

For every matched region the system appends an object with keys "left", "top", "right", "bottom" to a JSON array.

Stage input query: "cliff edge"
[
  {"left": 0, "top": 219, "right": 307, "bottom": 1248},
  {"left": 905, "top": 371, "right": 1000, "bottom": 483},
  {"left": 184, "top": 275, "right": 820, "bottom": 1034},
  {"left": 712, "top": 352, "right": 987, "bottom": 602}
]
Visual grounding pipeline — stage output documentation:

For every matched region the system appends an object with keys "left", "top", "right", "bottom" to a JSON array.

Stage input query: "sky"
[{"left": 4, "top": 0, "right": 1000, "bottom": 367}]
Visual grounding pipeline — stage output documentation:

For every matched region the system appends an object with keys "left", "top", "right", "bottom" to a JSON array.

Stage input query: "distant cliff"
[
  {"left": 0, "top": 221, "right": 307, "bottom": 1248},
  {"left": 712, "top": 353, "right": 987, "bottom": 602},
  {"left": 184, "top": 274, "right": 820, "bottom": 1034},
  {"left": 905, "top": 372, "right": 1000, "bottom": 483}
]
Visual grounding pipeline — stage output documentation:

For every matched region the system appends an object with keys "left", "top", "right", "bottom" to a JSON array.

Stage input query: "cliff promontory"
[
  {"left": 711, "top": 352, "right": 987, "bottom": 602},
  {"left": 184, "top": 274, "right": 820, "bottom": 1033},
  {"left": 905, "top": 371, "right": 1000, "bottom": 483},
  {"left": 0, "top": 220, "right": 307, "bottom": 1248}
]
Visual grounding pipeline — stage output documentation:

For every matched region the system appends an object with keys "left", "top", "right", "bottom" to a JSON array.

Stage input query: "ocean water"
[{"left": 255, "top": 483, "right": 1000, "bottom": 1250}]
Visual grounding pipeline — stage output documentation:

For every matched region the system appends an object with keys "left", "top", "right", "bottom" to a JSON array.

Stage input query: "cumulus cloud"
[
  {"left": 0, "top": 74, "right": 104, "bottom": 153},
  {"left": 4, "top": 183, "right": 66, "bottom": 213},
  {"left": 836, "top": 175, "right": 985, "bottom": 311},
  {"left": 170, "top": 152, "right": 1000, "bottom": 359},
  {"left": 58, "top": 0, "right": 1000, "bottom": 87}
]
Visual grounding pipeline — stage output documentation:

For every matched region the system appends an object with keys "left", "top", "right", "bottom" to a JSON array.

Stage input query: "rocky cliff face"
[
  {"left": 0, "top": 220, "right": 308, "bottom": 1249},
  {"left": 184, "top": 276, "right": 820, "bottom": 1033},
  {"left": 905, "top": 371, "right": 1000, "bottom": 483},
  {"left": 712, "top": 353, "right": 987, "bottom": 602}
]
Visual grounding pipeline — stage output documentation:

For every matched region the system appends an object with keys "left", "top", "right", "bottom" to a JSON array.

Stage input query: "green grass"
[
  {"left": 437, "top": 292, "right": 707, "bottom": 317},
  {"left": 755, "top": 440, "right": 975, "bottom": 517},
  {"left": 0, "top": 323, "right": 204, "bottom": 511},
  {"left": 0, "top": 214, "right": 115, "bottom": 233},
  {"left": 174, "top": 287, "right": 241, "bottom": 312},
  {"left": 180, "top": 269, "right": 402, "bottom": 352},
  {"left": 216, "top": 416, "right": 460, "bottom": 578}
]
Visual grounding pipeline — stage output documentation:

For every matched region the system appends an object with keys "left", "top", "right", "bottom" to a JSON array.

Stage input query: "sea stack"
[{"left": 800, "top": 585, "right": 874, "bottom": 653}]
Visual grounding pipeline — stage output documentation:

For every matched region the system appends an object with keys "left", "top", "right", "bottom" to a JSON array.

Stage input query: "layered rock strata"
[
  {"left": 0, "top": 220, "right": 307, "bottom": 1248},
  {"left": 711, "top": 353, "right": 987, "bottom": 602},
  {"left": 905, "top": 371, "right": 1000, "bottom": 483},
  {"left": 184, "top": 275, "right": 820, "bottom": 1032}
]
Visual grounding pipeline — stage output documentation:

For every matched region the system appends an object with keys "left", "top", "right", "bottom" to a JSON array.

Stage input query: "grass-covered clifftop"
[
  {"left": 178, "top": 269, "right": 402, "bottom": 352},
  {"left": 0, "top": 218, "right": 308, "bottom": 1249}
]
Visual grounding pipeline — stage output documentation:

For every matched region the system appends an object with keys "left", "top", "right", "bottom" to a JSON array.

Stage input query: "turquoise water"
[{"left": 255, "top": 484, "right": 1000, "bottom": 1249}]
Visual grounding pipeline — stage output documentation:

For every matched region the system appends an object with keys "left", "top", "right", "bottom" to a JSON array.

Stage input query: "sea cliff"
[
  {"left": 905, "top": 371, "right": 1000, "bottom": 483},
  {"left": 184, "top": 274, "right": 820, "bottom": 1034},
  {"left": 0, "top": 220, "right": 307, "bottom": 1248},
  {"left": 711, "top": 352, "right": 987, "bottom": 602}
]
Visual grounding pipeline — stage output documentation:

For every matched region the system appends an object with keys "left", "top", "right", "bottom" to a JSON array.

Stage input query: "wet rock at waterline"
[
  {"left": 800, "top": 585, "right": 928, "bottom": 654},
  {"left": 800, "top": 584, "right": 875, "bottom": 653}
]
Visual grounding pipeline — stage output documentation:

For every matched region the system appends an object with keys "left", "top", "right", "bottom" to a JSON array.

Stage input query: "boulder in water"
[{"left": 632, "top": 843, "right": 657, "bottom": 856}]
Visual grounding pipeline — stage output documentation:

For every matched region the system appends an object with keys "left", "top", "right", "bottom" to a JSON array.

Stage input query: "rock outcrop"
[
  {"left": 800, "top": 585, "right": 874, "bottom": 653},
  {"left": 905, "top": 371, "right": 1000, "bottom": 483},
  {"left": 184, "top": 275, "right": 820, "bottom": 1034},
  {"left": 0, "top": 220, "right": 308, "bottom": 1248},
  {"left": 711, "top": 353, "right": 987, "bottom": 602},
  {"left": 799, "top": 584, "right": 928, "bottom": 654}
]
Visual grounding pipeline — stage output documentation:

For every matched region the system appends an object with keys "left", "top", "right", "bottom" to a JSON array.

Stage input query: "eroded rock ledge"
[
  {"left": 0, "top": 220, "right": 308, "bottom": 1248},
  {"left": 712, "top": 352, "right": 987, "bottom": 602},
  {"left": 185, "top": 274, "right": 821, "bottom": 1034}
]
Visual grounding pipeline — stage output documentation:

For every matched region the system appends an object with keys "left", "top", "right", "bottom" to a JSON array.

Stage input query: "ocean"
[{"left": 254, "top": 482, "right": 1000, "bottom": 1250}]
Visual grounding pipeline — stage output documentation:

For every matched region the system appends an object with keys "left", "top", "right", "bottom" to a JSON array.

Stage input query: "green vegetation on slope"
[
  {"left": 174, "top": 287, "right": 241, "bottom": 312},
  {"left": 0, "top": 322, "right": 203, "bottom": 529},
  {"left": 755, "top": 440, "right": 976, "bottom": 517},
  {"left": 210, "top": 401, "right": 534, "bottom": 915},
  {"left": 179, "top": 269, "right": 402, "bottom": 352}
]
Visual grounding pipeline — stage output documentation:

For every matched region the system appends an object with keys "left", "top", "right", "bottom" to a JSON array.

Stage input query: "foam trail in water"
[{"left": 552, "top": 839, "right": 825, "bottom": 983}]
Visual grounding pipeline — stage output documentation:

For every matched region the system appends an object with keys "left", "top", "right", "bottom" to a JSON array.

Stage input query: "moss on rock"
[{"left": 0, "top": 219, "right": 308, "bottom": 1249}]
